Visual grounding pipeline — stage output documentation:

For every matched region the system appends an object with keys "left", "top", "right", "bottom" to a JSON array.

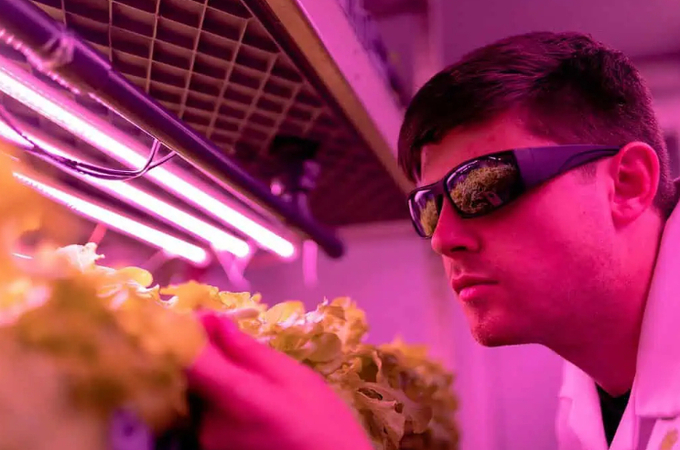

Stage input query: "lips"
[{"left": 450, "top": 275, "right": 496, "bottom": 295}]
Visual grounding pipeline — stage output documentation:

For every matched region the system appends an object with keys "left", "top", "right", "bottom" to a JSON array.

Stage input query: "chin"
[
  {"left": 471, "top": 331, "right": 519, "bottom": 347},
  {"left": 467, "top": 316, "right": 530, "bottom": 348}
]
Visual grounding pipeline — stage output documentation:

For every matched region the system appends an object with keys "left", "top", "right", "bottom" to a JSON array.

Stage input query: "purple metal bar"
[{"left": 0, "top": 0, "right": 345, "bottom": 258}]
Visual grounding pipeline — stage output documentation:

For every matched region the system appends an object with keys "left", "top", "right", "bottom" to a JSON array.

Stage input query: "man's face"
[{"left": 420, "top": 116, "right": 618, "bottom": 348}]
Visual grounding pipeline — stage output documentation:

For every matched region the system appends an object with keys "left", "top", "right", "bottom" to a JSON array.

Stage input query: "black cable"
[{"left": 0, "top": 103, "right": 175, "bottom": 180}]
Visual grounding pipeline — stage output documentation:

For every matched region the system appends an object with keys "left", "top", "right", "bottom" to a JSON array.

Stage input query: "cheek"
[{"left": 487, "top": 179, "right": 612, "bottom": 294}]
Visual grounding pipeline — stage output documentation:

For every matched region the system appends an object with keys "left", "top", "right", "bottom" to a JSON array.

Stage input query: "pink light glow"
[
  {"left": 0, "top": 119, "right": 30, "bottom": 146},
  {"left": 0, "top": 123, "right": 250, "bottom": 258},
  {"left": 29, "top": 135, "right": 250, "bottom": 258},
  {"left": 0, "top": 60, "right": 297, "bottom": 259},
  {"left": 13, "top": 172, "right": 210, "bottom": 265}
]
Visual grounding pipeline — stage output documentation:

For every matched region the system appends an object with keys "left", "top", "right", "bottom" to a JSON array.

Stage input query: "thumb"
[
  {"left": 185, "top": 341, "right": 251, "bottom": 404},
  {"left": 200, "top": 314, "right": 292, "bottom": 382}
]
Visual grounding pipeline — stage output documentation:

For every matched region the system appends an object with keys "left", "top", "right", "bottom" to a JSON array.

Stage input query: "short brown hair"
[{"left": 398, "top": 31, "right": 677, "bottom": 216}]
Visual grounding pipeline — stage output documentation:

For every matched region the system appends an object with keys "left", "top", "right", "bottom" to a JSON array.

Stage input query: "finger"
[
  {"left": 200, "top": 314, "right": 296, "bottom": 383},
  {"left": 186, "top": 341, "right": 256, "bottom": 406}
]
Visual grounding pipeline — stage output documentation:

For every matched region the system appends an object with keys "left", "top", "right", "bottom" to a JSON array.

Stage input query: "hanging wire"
[{"left": 0, "top": 103, "right": 175, "bottom": 181}]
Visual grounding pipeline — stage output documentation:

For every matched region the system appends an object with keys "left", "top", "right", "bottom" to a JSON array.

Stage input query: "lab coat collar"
[
  {"left": 559, "top": 360, "right": 609, "bottom": 449},
  {"left": 634, "top": 178, "right": 680, "bottom": 418}
]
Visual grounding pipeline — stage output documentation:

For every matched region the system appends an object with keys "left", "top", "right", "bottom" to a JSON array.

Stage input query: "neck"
[
  {"left": 557, "top": 318, "right": 642, "bottom": 397},
  {"left": 552, "top": 219, "right": 664, "bottom": 397}
]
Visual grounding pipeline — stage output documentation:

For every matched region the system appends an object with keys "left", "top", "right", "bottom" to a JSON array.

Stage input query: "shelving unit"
[{"left": 0, "top": 0, "right": 411, "bottom": 266}]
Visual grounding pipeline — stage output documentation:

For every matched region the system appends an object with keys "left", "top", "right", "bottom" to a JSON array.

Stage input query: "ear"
[{"left": 606, "top": 141, "right": 660, "bottom": 227}]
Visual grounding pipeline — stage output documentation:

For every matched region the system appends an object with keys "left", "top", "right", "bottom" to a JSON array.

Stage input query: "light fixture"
[
  {"left": 0, "top": 118, "right": 30, "bottom": 146},
  {"left": 2, "top": 125, "right": 251, "bottom": 258},
  {"left": 13, "top": 172, "right": 209, "bottom": 265},
  {"left": 0, "top": 55, "right": 297, "bottom": 259}
]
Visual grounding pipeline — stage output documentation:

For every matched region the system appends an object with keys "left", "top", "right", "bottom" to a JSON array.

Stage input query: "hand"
[{"left": 186, "top": 313, "right": 374, "bottom": 450}]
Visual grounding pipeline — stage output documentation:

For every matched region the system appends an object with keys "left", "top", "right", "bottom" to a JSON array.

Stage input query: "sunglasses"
[{"left": 407, "top": 144, "right": 621, "bottom": 238}]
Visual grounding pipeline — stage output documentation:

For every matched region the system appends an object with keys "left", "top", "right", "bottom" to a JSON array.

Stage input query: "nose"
[{"left": 431, "top": 200, "right": 480, "bottom": 256}]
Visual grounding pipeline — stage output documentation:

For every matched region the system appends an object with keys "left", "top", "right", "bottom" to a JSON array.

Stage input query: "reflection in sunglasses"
[
  {"left": 450, "top": 165, "right": 517, "bottom": 214},
  {"left": 420, "top": 198, "right": 439, "bottom": 236}
]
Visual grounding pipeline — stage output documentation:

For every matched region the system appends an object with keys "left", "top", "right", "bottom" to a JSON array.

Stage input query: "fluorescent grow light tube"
[
  {"left": 0, "top": 118, "right": 30, "bottom": 146},
  {"left": 0, "top": 56, "right": 296, "bottom": 259},
  {"left": 14, "top": 172, "right": 209, "bottom": 265},
  {"left": 80, "top": 175, "right": 250, "bottom": 258},
  {"left": 0, "top": 124, "right": 250, "bottom": 258}
]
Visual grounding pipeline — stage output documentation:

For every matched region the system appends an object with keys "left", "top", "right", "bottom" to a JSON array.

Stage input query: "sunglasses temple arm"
[{"left": 516, "top": 147, "right": 619, "bottom": 189}]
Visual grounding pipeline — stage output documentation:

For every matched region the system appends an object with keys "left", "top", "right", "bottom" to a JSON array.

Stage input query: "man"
[
  {"left": 398, "top": 31, "right": 680, "bottom": 450},
  {"left": 186, "top": 31, "right": 680, "bottom": 450}
]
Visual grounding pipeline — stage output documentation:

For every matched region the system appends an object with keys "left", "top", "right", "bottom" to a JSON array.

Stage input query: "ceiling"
[
  {"left": 365, "top": 0, "right": 680, "bottom": 101},
  {"left": 438, "top": 0, "right": 680, "bottom": 64},
  {"left": 1, "top": 0, "right": 410, "bottom": 238}
]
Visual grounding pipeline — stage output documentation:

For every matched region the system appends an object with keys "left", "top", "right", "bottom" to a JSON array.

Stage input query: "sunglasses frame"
[{"left": 408, "top": 144, "right": 622, "bottom": 238}]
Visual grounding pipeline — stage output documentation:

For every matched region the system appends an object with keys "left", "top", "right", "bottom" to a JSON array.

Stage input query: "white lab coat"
[{"left": 556, "top": 181, "right": 680, "bottom": 450}]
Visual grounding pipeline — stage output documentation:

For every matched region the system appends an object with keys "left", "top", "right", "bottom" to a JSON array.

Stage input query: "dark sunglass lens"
[
  {"left": 447, "top": 157, "right": 520, "bottom": 216},
  {"left": 409, "top": 190, "right": 443, "bottom": 237}
]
